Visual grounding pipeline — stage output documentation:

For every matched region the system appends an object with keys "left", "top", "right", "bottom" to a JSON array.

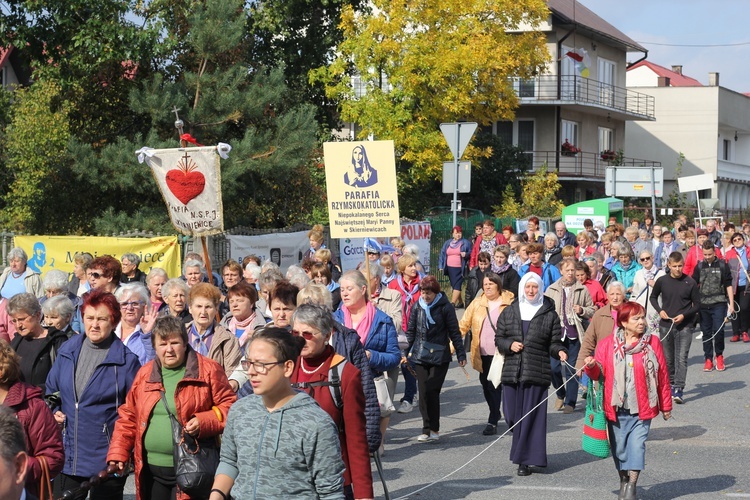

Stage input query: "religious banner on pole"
[
  {"left": 323, "top": 141, "right": 400, "bottom": 239},
  {"left": 136, "top": 145, "right": 228, "bottom": 236}
]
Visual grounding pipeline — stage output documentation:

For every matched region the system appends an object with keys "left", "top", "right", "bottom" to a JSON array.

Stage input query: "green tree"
[
  {"left": 1, "top": 80, "right": 72, "bottom": 232},
  {"left": 311, "top": 0, "right": 550, "bottom": 182},
  {"left": 494, "top": 183, "right": 522, "bottom": 219},
  {"left": 519, "top": 164, "right": 564, "bottom": 218}
]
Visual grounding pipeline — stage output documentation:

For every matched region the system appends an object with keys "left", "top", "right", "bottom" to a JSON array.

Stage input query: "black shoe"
[
  {"left": 482, "top": 424, "right": 497, "bottom": 435},
  {"left": 517, "top": 465, "right": 531, "bottom": 476},
  {"left": 621, "top": 482, "right": 636, "bottom": 500}
]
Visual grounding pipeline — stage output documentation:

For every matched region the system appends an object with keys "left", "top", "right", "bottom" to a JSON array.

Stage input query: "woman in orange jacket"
[{"left": 107, "top": 316, "right": 236, "bottom": 499}]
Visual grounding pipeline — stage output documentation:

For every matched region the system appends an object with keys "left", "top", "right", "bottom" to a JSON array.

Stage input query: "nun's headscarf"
[{"left": 518, "top": 272, "right": 544, "bottom": 321}]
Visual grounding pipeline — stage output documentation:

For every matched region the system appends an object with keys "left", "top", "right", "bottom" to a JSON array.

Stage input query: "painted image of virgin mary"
[{"left": 344, "top": 145, "right": 378, "bottom": 188}]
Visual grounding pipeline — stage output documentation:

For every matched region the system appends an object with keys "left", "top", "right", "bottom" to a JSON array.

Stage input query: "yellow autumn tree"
[
  {"left": 519, "top": 164, "right": 565, "bottom": 218},
  {"left": 311, "top": 0, "right": 550, "bottom": 182}
]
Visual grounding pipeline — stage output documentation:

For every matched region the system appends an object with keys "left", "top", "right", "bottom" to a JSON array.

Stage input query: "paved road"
[{"left": 124, "top": 327, "right": 750, "bottom": 499}]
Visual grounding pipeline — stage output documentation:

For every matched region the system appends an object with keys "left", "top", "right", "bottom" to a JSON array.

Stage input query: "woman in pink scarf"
[
  {"left": 334, "top": 269, "right": 400, "bottom": 453},
  {"left": 221, "top": 282, "right": 266, "bottom": 347}
]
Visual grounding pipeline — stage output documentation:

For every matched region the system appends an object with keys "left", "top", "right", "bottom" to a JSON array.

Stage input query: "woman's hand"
[
  {"left": 458, "top": 359, "right": 466, "bottom": 367},
  {"left": 366, "top": 350, "right": 372, "bottom": 360},
  {"left": 140, "top": 306, "right": 159, "bottom": 333},
  {"left": 400, "top": 356, "right": 408, "bottom": 365},
  {"left": 53, "top": 411, "right": 65, "bottom": 425},
  {"left": 107, "top": 461, "right": 126, "bottom": 475},
  {"left": 583, "top": 356, "right": 596, "bottom": 368},
  {"left": 558, "top": 351, "right": 568, "bottom": 363},
  {"left": 510, "top": 341, "right": 523, "bottom": 353},
  {"left": 185, "top": 417, "right": 201, "bottom": 437},
  {"left": 662, "top": 411, "right": 672, "bottom": 421},
  {"left": 573, "top": 304, "right": 583, "bottom": 315}
]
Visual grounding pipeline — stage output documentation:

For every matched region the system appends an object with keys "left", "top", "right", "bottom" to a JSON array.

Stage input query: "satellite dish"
[{"left": 699, "top": 198, "right": 720, "bottom": 211}]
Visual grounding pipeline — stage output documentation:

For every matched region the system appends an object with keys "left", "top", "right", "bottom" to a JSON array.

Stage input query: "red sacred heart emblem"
[
  {"left": 589, "top": 414, "right": 594, "bottom": 424},
  {"left": 166, "top": 154, "right": 205, "bottom": 205}
]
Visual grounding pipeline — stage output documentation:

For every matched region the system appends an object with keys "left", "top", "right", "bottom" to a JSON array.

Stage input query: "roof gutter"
[{"left": 626, "top": 51, "right": 648, "bottom": 69}]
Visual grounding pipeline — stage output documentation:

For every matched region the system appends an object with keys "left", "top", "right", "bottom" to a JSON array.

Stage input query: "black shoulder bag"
[{"left": 159, "top": 391, "right": 220, "bottom": 498}]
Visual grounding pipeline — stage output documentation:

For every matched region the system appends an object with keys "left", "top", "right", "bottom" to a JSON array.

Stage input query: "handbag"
[
  {"left": 160, "top": 392, "right": 220, "bottom": 497},
  {"left": 414, "top": 341, "right": 445, "bottom": 365},
  {"left": 374, "top": 373, "right": 396, "bottom": 417},
  {"left": 38, "top": 455, "right": 53, "bottom": 500},
  {"left": 581, "top": 376, "right": 611, "bottom": 458},
  {"left": 487, "top": 349, "right": 504, "bottom": 388}
]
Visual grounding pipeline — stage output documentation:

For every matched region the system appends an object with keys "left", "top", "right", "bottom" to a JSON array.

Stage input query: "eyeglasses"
[
  {"left": 119, "top": 301, "right": 143, "bottom": 309},
  {"left": 734, "top": 238, "right": 744, "bottom": 242},
  {"left": 88, "top": 272, "right": 103, "bottom": 279},
  {"left": 241, "top": 359, "right": 283, "bottom": 374},
  {"left": 291, "top": 330, "right": 318, "bottom": 340}
]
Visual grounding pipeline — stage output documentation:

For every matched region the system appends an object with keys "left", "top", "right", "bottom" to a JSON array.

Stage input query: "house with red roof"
[
  {"left": 626, "top": 62, "right": 750, "bottom": 212},
  {"left": 0, "top": 46, "right": 31, "bottom": 89}
]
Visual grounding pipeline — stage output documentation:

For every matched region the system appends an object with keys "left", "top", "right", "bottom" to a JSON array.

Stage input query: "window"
[
  {"left": 518, "top": 121, "right": 534, "bottom": 151},
  {"left": 496, "top": 121, "right": 513, "bottom": 145},
  {"left": 517, "top": 79, "right": 536, "bottom": 98},
  {"left": 723, "top": 139, "right": 731, "bottom": 161},
  {"left": 599, "top": 127, "right": 614, "bottom": 153},
  {"left": 560, "top": 45, "right": 581, "bottom": 100},
  {"left": 0, "top": 67, "right": 5, "bottom": 88},
  {"left": 598, "top": 58, "right": 616, "bottom": 107},
  {"left": 562, "top": 120, "right": 579, "bottom": 147}
]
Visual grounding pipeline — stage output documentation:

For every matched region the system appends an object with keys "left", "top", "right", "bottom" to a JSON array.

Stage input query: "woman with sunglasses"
[
  {"left": 210, "top": 328, "right": 345, "bottom": 500},
  {"left": 290, "top": 304, "right": 373, "bottom": 500},
  {"left": 630, "top": 250, "right": 665, "bottom": 333}
]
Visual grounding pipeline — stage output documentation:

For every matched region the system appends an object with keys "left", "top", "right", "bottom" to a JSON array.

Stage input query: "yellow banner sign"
[
  {"left": 13, "top": 236, "right": 182, "bottom": 279},
  {"left": 323, "top": 140, "right": 401, "bottom": 238}
]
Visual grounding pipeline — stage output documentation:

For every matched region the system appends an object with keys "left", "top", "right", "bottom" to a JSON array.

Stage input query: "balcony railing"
[
  {"left": 512, "top": 75, "right": 655, "bottom": 119},
  {"left": 529, "top": 151, "right": 661, "bottom": 179}
]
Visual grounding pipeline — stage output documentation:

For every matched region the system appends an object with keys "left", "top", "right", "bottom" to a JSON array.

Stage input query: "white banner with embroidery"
[{"left": 140, "top": 146, "right": 225, "bottom": 236}]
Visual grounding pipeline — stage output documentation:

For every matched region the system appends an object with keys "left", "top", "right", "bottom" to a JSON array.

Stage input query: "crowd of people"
[{"left": 0, "top": 214, "right": 743, "bottom": 499}]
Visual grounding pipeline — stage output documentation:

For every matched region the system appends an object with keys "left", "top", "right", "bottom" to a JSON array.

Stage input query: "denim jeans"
[
  {"left": 700, "top": 303, "right": 727, "bottom": 359},
  {"left": 660, "top": 323, "right": 693, "bottom": 390},
  {"left": 550, "top": 337, "right": 581, "bottom": 407}
]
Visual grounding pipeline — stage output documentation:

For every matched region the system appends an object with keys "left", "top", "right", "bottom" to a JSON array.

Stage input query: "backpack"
[{"left": 292, "top": 353, "right": 347, "bottom": 432}]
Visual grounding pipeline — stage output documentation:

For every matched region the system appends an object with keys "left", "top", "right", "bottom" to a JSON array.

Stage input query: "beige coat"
[
  {"left": 575, "top": 304, "right": 617, "bottom": 370},
  {"left": 458, "top": 289, "right": 515, "bottom": 373},
  {"left": 544, "top": 279, "right": 595, "bottom": 339},
  {"left": 373, "top": 287, "right": 403, "bottom": 335},
  {"left": 187, "top": 321, "right": 242, "bottom": 379}
]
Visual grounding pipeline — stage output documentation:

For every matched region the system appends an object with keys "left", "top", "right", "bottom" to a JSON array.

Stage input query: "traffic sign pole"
[{"left": 453, "top": 127, "right": 460, "bottom": 227}]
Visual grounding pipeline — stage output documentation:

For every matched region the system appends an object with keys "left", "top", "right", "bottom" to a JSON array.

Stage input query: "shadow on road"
[
  {"left": 685, "top": 380, "right": 747, "bottom": 403},
  {"left": 648, "top": 424, "right": 706, "bottom": 441},
  {"left": 386, "top": 475, "right": 513, "bottom": 500},
  {"left": 640, "top": 474, "right": 735, "bottom": 499}
]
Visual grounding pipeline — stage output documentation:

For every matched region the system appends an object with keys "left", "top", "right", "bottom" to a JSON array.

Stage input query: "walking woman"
[
  {"left": 107, "top": 316, "right": 236, "bottom": 499},
  {"left": 583, "top": 302, "right": 672, "bottom": 500},
  {"left": 495, "top": 273, "right": 567, "bottom": 476},
  {"left": 458, "top": 272, "right": 514, "bottom": 435},
  {"left": 209, "top": 329, "right": 345, "bottom": 499},
  {"left": 630, "top": 250, "right": 665, "bottom": 332},
  {"left": 438, "top": 226, "right": 472, "bottom": 307},
  {"left": 406, "top": 276, "right": 466, "bottom": 442}
]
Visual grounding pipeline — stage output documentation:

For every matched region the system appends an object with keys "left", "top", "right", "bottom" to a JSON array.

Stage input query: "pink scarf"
[
  {"left": 343, "top": 301, "right": 377, "bottom": 345},
  {"left": 230, "top": 312, "right": 257, "bottom": 347}
]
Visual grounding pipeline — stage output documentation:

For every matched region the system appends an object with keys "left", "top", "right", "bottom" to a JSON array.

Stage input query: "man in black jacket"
[
  {"left": 650, "top": 252, "right": 700, "bottom": 404},
  {"left": 692, "top": 241, "right": 734, "bottom": 372}
]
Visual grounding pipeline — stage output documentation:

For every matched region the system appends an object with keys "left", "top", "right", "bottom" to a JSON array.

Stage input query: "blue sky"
[{"left": 581, "top": 0, "right": 750, "bottom": 92}]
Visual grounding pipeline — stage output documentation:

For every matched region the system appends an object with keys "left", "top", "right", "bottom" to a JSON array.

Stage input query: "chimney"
[
  {"left": 672, "top": 65, "right": 683, "bottom": 75},
  {"left": 658, "top": 76, "right": 671, "bottom": 87},
  {"left": 709, "top": 72, "right": 720, "bottom": 86}
]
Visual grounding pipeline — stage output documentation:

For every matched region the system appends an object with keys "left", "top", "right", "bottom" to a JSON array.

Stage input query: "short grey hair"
[
  {"left": 258, "top": 269, "right": 284, "bottom": 292},
  {"left": 544, "top": 232, "right": 559, "bottom": 246},
  {"left": 162, "top": 278, "right": 189, "bottom": 299},
  {"left": 7, "top": 293, "right": 41, "bottom": 317},
  {"left": 43, "top": 270, "right": 70, "bottom": 292},
  {"left": 291, "top": 303, "right": 335, "bottom": 338},
  {"left": 403, "top": 244, "right": 420, "bottom": 257},
  {"left": 121, "top": 253, "right": 141, "bottom": 266},
  {"left": 638, "top": 249, "right": 654, "bottom": 260},
  {"left": 0, "top": 405, "right": 26, "bottom": 463},
  {"left": 260, "top": 261, "right": 280, "bottom": 274},
  {"left": 340, "top": 269, "right": 369, "bottom": 302},
  {"left": 182, "top": 259, "right": 205, "bottom": 276},
  {"left": 360, "top": 260, "right": 383, "bottom": 280},
  {"left": 41, "top": 295, "right": 75, "bottom": 320},
  {"left": 244, "top": 264, "right": 261, "bottom": 280},
  {"left": 7, "top": 247, "right": 27, "bottom": 265},
  {"left": 146, "top": 268, "right": 168, "bottom": 286},
  {"left": 606, "top": 281, "right": 627, "bottom": 294},
  {"left": 115, "top": 283, "right": 149, "bottom": 304},
  {"left": 286, "top": 265, "right": 310, "bottom": 289},
  {"left": 297, "top": 283, "right": 333, "bottom": 310},
  {"left": 617, "top": 246, "right": 634, "bottom": 258}
]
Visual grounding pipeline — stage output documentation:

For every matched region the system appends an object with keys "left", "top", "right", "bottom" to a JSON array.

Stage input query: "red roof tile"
[
  {"left": 627, "top": 60, "right": 703, "bottom": 87},
  {"left": 0, "top": 47, "right": 11, "bottom": 67}
]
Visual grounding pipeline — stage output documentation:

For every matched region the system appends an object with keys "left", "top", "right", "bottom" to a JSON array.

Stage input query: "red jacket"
[
  {"left": 585, "top": 333, "right": 672, "bottom": 422},
  {"left": 291, "top": 350, "right": 373, "bottom": 499},
  {"left": 3, "top": 381, "right": 64, "bottom": 496},
  {"left": 469, "top": 231, "right": 508, "bottom": 268},
  {"left": 107, "top": 348, "right": 236, "bottom": 499}
]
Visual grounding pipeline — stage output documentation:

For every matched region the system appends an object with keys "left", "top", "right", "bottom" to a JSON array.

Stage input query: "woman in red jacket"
[
  {"left": 291, "top": 303, "right": 373, "bottom": 500},
  {"left": 583, "top": 302, "right": 672, "bottom": 500},
  {"left": 107, "top": 316, "right": 236, "bottom": 499},
  {"left": 0, "top": 339, "right": 64, "bottom": 497}
]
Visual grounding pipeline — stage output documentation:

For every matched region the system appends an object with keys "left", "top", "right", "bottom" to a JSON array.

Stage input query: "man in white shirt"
[{"left": 651, "top": 225, "right": 663, "bottom": 254}]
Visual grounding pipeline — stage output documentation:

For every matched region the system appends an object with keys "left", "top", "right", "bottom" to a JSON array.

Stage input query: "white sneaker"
[
  {"left": 695, "top": 331, "right": 703, "bottom": 340},
  {"left": 397, "top": 401, "right": 414, "bottom": 413},
  {"left": 417, "top": 432, "right": 439, "bottom": 443}
]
